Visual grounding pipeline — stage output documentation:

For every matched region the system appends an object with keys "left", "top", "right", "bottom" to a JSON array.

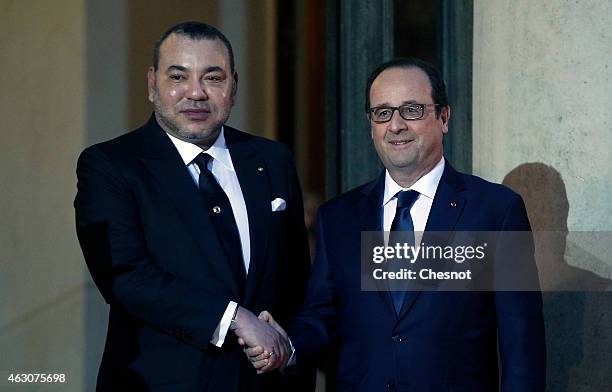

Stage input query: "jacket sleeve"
[
  {"left": 288, "top": 206, "right": 340, "bottom": 368},
  {"left": 495, "top": 194, "right": 546, "bottom": 391},
  {"left": 74, "top": 146, "right": 229, "bottom": 350}
]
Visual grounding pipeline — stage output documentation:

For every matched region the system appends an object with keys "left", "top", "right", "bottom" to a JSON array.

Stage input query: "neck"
[
  {"left": 388, "top": 158, "right": 440, "bottom": 188},
  {"left": 195, "top": 138, "right": 217, "bottom": 150},
  {"left": 155, "top": 112, "right": 221, "bottom": 150}
]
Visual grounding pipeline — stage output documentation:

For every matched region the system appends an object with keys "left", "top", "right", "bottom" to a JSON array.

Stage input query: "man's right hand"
[
  {"left": 232, "top": 307, "right": 289, "bottom": 372},
  {"left": 242, "top": 311, "right": 291, "bottom": 374}
]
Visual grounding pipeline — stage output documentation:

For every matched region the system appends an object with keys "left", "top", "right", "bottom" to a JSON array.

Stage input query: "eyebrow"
[
  {"left": 204, "top": 66, "right": 225, "bottom": 74},
  {"left": 373, "top": 99, "right": 419, "bottom": 107},
  {"left": 165, "top": 65, "right": 226, "bottom": 74},
  {"left": 166, "top": 65, "right": 188, "bottom": 73}
]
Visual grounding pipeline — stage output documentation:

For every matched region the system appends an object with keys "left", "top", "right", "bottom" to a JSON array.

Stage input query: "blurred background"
[{"left": 1, "top": 0, "right": 611, "bottom": 390}]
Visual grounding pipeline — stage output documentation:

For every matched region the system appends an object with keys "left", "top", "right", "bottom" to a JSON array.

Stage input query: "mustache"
[
  {"left": 150, "top": 89, "right": 213, "bottom": 112},
  {"left": 178, "top": 103, "right": 212, "bottom": 111}
]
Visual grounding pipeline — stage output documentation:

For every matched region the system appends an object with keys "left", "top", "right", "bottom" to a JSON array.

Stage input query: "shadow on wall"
[{"left": 502, "top": 163, "right": 612, "bottom": 392}]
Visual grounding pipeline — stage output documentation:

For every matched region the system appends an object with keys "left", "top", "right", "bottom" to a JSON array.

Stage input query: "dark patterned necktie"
[
  {"left": 388, "top": 189, "right": 420, "bottom": 314},
  {"left": 192, "top": 153, "right": 246, "bottom": 297}
]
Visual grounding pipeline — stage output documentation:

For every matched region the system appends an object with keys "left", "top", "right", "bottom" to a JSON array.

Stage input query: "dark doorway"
[{"left": 394, "top": 0, "right": 440, "bottom": 67}]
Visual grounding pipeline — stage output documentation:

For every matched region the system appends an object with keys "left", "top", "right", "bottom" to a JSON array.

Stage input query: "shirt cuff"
[
  {"left": 210, "top": 301, "right": 238, "bottom": 347},
  {"left": 285, "top": 336, "right": 297, "bottom": 367}
]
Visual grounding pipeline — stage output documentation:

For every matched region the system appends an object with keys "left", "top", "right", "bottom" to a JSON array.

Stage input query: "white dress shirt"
[
  {"left": 382, "top": 157, "right": 445, "bottom": 245},
  {"left": 166, "top": 127, "right": 247, "bottom": 347}
]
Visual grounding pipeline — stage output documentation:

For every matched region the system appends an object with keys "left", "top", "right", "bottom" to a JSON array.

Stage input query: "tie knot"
[
  {"left": 192, "top": 152, "right": 212, "bottom": 171},
  {"left": 396, "top": 190, "right": 419, "bottom": 209}
]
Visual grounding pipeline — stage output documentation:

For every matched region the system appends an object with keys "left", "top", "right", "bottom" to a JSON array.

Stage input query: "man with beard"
[{"left": 74, "top": 22, "right": 311, "bottom": 391}]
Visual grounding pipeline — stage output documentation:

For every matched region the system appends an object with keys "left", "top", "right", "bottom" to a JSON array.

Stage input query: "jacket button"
[{"left": 391, "top": 335, "right": 402, "bottom": 343}]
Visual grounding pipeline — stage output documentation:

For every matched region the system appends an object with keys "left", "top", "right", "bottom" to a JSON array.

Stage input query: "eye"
[
  {"left": 375, "top": 108, "right": 392, "bottom": 117},
  {"left": 169, "top": 74, "right": 185, "bottom": 81},
  {"left": 205, "top": 74, "right": 224, "bottom": 82}
]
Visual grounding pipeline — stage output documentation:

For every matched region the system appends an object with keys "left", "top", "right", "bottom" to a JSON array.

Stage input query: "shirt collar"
[
  {"left": 382, "top": 157, "right": 445, "bottom": 206},
  {"left": 165, "top": 126, "right": 234, "bottom": 172}
]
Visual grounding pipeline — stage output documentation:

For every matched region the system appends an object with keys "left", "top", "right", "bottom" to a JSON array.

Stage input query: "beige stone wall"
[
  {"left": 473, "top": 0, "right": 612, "bottom": 277},
  {"left": 473, "top": 0, "right": 612, "bottom": 233},
  {"left": 0, "top": 0, "right": 87, "bottom": 389},
  {"left": 473, "top": 2, "right": 612, "bottom": 389}
]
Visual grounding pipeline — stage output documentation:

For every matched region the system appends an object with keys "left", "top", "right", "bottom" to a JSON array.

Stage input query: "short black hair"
[
  {"left": 152, "top": 21, "right": 235, "bottom": 73},
  {"left": 365, "top": 57, "right": 449, "bottom": 117}
]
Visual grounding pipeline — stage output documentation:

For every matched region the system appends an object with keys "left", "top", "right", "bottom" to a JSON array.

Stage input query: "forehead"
[
  {"left": 158, "top": 34, "right": 230, "bottom": 69},
  {"left": 370, "top": 67, "right": 432, "bottom": 105}
]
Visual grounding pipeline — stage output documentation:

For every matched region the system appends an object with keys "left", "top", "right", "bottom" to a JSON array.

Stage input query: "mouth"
[
  {"left": 388, "top": 139, "right": 414, "bottom": 146},
  {"left": 181, "top": 108, "right": 211, "bottom": 120}
]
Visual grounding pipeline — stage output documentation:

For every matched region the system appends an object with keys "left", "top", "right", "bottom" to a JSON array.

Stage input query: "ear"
[
  {"left": 230, "top": 71, "right": 238, "bottom": 105},
  {"left": 440, "top": 106, "right": 451, "bottom": 134},
  {"left": 147, "top": 67, "right": 156, "bottom": 103}
]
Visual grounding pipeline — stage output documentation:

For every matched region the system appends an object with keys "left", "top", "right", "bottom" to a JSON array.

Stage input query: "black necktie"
[
  {"left": 193, "top": 153, "right": 246, "bottom": 297},
  {"left": 388, "top": 189, "right": 420, "bottom": 314}
]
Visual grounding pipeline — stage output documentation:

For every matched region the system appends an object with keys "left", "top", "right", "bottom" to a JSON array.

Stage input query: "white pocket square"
[{"left": 271, "top": 198, "right": 287, "bottom": 212}]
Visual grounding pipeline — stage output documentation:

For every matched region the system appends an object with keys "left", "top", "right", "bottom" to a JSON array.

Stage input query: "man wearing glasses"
[{"left": 245, "top": 58, "right": 546, "bottom": 391}]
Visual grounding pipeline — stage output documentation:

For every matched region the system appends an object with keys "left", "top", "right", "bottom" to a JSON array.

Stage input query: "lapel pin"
[
  {"left": 449, "top": 201, "right": 457, "bottom": 208},
  {"left": 213, "top": 206, "right": 222, "bottom": 214},
  {"left": 257, "top": 167, "right": 264, "bottom": 172}
]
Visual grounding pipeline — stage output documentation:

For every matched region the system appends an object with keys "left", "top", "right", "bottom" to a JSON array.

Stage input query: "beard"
[{"left": 151, "top": 88, "right": 230, "bottom": 147}]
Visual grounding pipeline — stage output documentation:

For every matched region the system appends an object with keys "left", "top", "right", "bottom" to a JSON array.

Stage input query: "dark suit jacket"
[
  {"left": 290, "top": 163, "right": 546, "bottom": 392},
  {"left": 75, "top": 116, "right": 312, "bottom": 391}
]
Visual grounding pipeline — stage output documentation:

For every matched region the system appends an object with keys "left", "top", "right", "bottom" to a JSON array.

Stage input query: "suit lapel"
[
  {"left": 138, "top": 116, "right": 241, "bottom": 298},
  {"left": 423, "top": 164, "right": 466, "bottom": 233},
  {"left": 224, "top": 127, "right": 271, "bottom": 304},
  {"left": 357, "top": 173, "right": 398, "bottom": 317}
]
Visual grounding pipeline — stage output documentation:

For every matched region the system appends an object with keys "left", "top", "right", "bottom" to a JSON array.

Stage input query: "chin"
[
  {"left": 188, "top": 126, "right": 222, "bottom": 141},
  {"left": 389, "top": 155, "right": 417, "bottom": 167}
]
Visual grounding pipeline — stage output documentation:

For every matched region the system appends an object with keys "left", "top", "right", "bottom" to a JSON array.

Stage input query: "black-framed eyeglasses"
[{"left": 367, "top": 103, "right": 440, "bottom": 123}]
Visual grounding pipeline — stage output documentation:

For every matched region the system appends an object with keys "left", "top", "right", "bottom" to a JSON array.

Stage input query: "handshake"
[{"left": 232, "top": 307, "right": 290, "bottom": 374}]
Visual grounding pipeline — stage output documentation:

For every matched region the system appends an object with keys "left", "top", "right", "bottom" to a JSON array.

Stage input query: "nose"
[
  {"left": 187, "top": 79, "right": 208, "bottom": 100},
  {"left": 387, "top": 109, "right": 408, "bottom": 134}
]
